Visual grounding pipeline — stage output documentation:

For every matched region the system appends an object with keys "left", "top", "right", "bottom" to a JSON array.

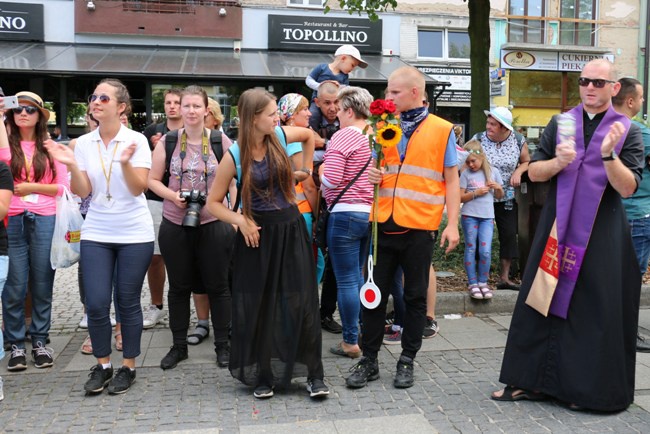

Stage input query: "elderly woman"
[
  {"left": 472, "top": 107, "right": 530, "bottom": 290},
  {"left": 320, "top": 86, "right": 374, "bottom": 359}
]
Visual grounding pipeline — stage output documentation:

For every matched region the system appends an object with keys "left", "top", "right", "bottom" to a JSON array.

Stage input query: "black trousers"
[
  {"left": 319, "top": 253, "right": 338, "bottom": 319},
  {"left": 159, "top": 218, "right": 235, "bottom": 346},
  {"left": 361, "top": 229, "right": 434, "bottom": 360}
]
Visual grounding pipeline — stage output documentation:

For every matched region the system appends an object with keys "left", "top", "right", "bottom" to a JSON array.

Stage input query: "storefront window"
[
  {"left": 560, "top": 0, "right": 595, "bottom": 46},
  {"left": 508, "top": 0, "right": 545, "bottom": 44},
  {"left": 510, "top": 70, "right": 581, "bottom": 110}
]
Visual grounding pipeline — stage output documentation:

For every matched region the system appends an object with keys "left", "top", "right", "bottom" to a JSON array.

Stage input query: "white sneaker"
[
  {"left": 142, "top": 305, "right": 165, "bottom": 329},
  {"left": 80, "top": 314, "right": 116, "bottom": 327},
  {"left": 0, "top": 375, "right": 4, "bottom": 401}
]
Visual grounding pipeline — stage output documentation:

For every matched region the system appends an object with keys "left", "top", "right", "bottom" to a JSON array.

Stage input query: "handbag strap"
[{"left": 326, "top": 156, "right": 372, "bottom": 212}]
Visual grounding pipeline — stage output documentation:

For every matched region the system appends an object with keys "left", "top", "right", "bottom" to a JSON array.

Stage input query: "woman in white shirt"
[{"left": 46, "top": 79, "right": 154, "bottom": 396}]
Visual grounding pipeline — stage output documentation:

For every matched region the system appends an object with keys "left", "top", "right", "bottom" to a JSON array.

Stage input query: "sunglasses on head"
[
  {"left": 12, "top": 105, "right": 39, "bottom": 115},
  {"left": 88, "top": 94, "right": 111, "bottom": 104},
  {"left": 578, "top": 77, "right": 616, "bottom": 88}
]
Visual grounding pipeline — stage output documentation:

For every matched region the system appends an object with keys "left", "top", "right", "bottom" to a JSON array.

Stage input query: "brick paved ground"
[{"left": 1, "top": 265, "right": 650, "bottom": 433}]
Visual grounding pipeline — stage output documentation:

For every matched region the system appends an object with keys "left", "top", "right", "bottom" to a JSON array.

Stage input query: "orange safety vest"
[
  {"left": 295, "top": 181, "right": 312, "bottom": 214},
  {"left": 375, "top": 114, "right": 451, "bottom": 231}
]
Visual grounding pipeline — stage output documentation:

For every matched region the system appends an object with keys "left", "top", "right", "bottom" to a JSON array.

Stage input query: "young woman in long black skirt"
[{"left": 206, "top": 88, "right": 328, "bottom": 399}]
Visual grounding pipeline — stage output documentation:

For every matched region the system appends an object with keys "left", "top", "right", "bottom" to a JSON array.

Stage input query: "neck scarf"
[
  {"left": 400, "top": 106, "right": 429, "bottom": 138},
  {"left": 526, "top": 104, "right": 631, "bottom": 319}
]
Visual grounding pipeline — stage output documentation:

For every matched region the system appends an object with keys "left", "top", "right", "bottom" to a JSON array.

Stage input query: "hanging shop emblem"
[
  {"left": 503, "top": 51, "right": 536, "bottom": 68},
  {"left": 268, "top": 15, "right": 382, "bottom": 53}
]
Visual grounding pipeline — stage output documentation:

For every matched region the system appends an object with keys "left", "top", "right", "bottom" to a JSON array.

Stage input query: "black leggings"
[{"left": 159, "top": 218, "right": 235, "bottom": 346}]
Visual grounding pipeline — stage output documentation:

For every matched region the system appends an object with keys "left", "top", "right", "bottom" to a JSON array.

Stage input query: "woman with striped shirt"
[{"left": 320, "top": 86, "right": 373, "bottom": 359}]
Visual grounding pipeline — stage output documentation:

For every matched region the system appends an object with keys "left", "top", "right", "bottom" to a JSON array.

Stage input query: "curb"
[{"left": 435, "top": 284, "right": 650, "bottom": 315}]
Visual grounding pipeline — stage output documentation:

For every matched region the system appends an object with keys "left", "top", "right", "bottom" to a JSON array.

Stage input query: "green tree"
[{"left": 326, "top": 0, "right": 491, "bottom": 135}]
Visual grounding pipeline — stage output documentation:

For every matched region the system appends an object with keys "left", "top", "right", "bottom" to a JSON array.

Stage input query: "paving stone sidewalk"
[{"left": 1, "top": 265, "right": 650, "bottom": 433}]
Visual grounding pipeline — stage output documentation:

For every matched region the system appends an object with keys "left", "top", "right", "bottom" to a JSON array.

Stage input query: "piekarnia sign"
[
  {"left": 268, "top": 15, "right": 382, "bottom": 53},
  {"left": 0, "top": 2, "right": 44, "bottom": 42}
]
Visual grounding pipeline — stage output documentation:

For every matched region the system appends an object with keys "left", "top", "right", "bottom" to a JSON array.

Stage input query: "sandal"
[
  {"left": 496, "top": 281, "right": 520, "bottom": 290},
  {"left": 329, "top": 341, "right": 362, "bottom": 359},
  {"left": 80, "top": 335, "right": 93, "bottom": 355},
  {"left": 187, "top": 323, "right": 210, "bottom": 346},
  {"left": 491, "top": 385, "right": 546, "bottom": 402},
  {"left": 114, "top": 332, "right": 123, "bottom": 352},
  {"left": 479, "top": 286, "right": 493, "bottom": 299},
  {"left": 468, "top": 286, "right": 483, "bottom": 300}
]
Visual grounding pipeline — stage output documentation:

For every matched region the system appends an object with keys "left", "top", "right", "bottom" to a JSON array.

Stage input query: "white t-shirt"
[{"left": 74, "top": 125, "right": 154, "bottom": 243}]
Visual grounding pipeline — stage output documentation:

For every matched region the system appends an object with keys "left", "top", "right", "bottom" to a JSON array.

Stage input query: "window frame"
[
  {"left": 417, "top": 28, "right": 470, "bottom": 61},
  {"left": 286, "top": 0, "right": 326, "bottom": 9},
  {"left": 507, "top": 0, "right": 546, "bottom": 44},
  {"left": 559, "top": 0, "right": 596, "bottom": 46}
]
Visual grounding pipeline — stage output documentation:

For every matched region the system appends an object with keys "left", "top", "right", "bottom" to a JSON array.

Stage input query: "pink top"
[{"left": 0, "top": 142, "right": 69, "bottom": 217}]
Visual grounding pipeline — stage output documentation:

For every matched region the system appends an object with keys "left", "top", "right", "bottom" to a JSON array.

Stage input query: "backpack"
[{"left": 162, "top": 129, "right": 223, "bottom": 188}]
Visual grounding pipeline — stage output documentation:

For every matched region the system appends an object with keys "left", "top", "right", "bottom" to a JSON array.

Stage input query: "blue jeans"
[
  {"left": 302, "top": 212, "right": 325, "bottom": 283},
  {"left": 461, "top": 215, "right": 494, "bottom": 286},
  {"left": 81, "top": 240, "right": 153, "bottom": 359},
  {"left": 0, "top": 256, "right": 9, "bottom": 360},
  {"left": 629, "top": 215, "right": 650, "bottom": 277},
  {"left": 2, "top": 212, "right": 56, "bottom": 348},
  {"left": 326, "top": 211, "right": 369, "bottom": 345}
]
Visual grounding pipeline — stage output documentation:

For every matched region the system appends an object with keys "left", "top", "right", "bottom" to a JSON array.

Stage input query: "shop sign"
[
  {"left": 490, "top": 80, "right": 504, "bottom": 96},
  {"left": 558, "top": 52, "right": 615, "bottom": 71},
  {"left": 416, "top": 65, "right": 471, "bottom": 105},
  {"left": 0, "top": 2, "right": 43, "bottom": 42},
  {"left": 501, "top": 50, "right": 557, "bottom": 70},
  {"left": 268, "top": 15, "right": 382, "bottom": 53}
]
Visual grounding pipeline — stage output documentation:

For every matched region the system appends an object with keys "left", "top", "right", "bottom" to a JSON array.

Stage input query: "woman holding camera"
[{"left": 148, "top": 85, "right": 235, "bottom": 370}]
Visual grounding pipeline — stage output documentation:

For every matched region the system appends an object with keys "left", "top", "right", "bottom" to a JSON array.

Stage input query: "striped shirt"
[{"left": 321, "top": 126, "right": 373, "bottom": 212}]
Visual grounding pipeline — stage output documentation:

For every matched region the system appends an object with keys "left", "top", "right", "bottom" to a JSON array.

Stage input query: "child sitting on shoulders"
[{"left": 459, "top": 140, "right": 504, "bottom": 300}]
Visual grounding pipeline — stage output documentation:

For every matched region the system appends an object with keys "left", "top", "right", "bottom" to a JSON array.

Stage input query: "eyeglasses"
[
  {"left": 578, "top": 77, "right": 616, "bottom": 88},
  {"left": 12, "top": 105, "right": 39, "bottom": 115},
  {"left": 88, "top": 94, "right": 111, "bottom": 104}
]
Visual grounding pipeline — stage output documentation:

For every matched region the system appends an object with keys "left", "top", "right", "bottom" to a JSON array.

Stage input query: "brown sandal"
[
  {"left": 114, "top": 332, "right": 123, "bottom": 352},
  {"left": 80, "top": 335, "right": 93, "bottom": 355}
]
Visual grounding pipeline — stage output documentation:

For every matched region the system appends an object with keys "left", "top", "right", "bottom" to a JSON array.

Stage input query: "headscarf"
[{"left": 277, "top": 93, "right": 305, "bottom": 125}]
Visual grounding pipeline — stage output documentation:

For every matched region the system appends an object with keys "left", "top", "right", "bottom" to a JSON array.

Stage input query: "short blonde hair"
[{"left": 207, "top": 98, "right": 224, "bottom": 129}]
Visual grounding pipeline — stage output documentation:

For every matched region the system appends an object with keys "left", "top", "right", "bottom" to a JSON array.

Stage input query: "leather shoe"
[
  {"left": 496, "top": 281, "right": 520, "bottom": 290},
  {"left": 321, "top": 316, "right": 342, "bottom": 334},
  {"left": 637, "top": 334, "right": 650, "bottom": 353}
]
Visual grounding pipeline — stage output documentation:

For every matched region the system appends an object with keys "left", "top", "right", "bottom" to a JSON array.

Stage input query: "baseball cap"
[
  {"left": 483, "top": 106, "right": 513, "bottom": 131},
  {"left": 335, "top": 45, "right": 368, "bottom": 69}
]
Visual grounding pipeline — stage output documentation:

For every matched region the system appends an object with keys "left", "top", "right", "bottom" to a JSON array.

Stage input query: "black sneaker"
[
  {"left": 107, "top": 366, "right": 136, "bottom": 395},
  {"left": 306, "top": 378, "right": 330, "bottom": 398},
  {"left": 253, "top": 384, "right": 274, "bottom": 399},
  {"left": 160, "top": 344, "right": 188, "bottom": 370},
  {"left": 422, "top": 317, "right": 439, "bottom": 339},
  {"left": 84, "top": 364, "right": 114, "bottom": 394},
  {"left": 394, "top": 355, "right": 414, "bottom": 389},
  {"left": 31, "top": 342, "right": 54, "bottom": 368},
  {"left": 215, "top": 342, "right": 230, "bottom": 368},
  {"left": 345, "top": 356, "right": 379, "bottom": 389},
  {"left": 7, "top": 345, "right": 27, "bottom": 371},
  {"left": 321, "top": 316, "right": 342, "bottom": 334}
]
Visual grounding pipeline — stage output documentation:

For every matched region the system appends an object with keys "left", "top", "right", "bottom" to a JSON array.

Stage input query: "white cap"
[
  {"left": 483, "top": 106, "right": 513, "bottom": 131},
  {"left": 335, "top": 45, "right": 368, "bottom": 69}
]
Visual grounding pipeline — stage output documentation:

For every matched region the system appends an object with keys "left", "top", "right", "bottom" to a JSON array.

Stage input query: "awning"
[{"left": 0, "top": 42, "right": 442, "bottom": 85}]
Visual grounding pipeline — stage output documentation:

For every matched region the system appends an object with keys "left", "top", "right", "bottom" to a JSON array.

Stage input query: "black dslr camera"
[{"left": 180, "top": 189, "right": 207, "bottom": 228}]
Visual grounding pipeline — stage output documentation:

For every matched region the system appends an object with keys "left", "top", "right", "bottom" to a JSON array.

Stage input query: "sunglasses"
[
  {"left": 88, "top": 94, "right": 111, "bottom": 104},
  {"left": 12, "top": 105, "right": 39, "bottom": 115},
  {"left": 578, "top": 77, "right": 616, "bottom": 88}
]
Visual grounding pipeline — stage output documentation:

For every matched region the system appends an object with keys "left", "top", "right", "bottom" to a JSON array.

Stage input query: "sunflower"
[{"left": 375, "top": 124, "right": 402, "bottom": 148}]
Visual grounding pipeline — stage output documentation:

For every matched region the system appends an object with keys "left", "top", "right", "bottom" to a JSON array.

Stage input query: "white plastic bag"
[{"left": 50, "top": 187, "right": 84, "bottom": 269}]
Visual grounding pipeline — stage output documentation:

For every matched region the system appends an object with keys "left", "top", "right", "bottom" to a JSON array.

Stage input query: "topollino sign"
[
  {"left": 268, "top": 15, "right": 382, "bottom": 53},
  {"left": 0, "top": 2, "right": 43, "bottom": 41}
]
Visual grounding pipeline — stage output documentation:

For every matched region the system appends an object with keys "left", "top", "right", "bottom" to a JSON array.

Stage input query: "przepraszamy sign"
[
  {"left": 0, "top": 2, "right": 44, "bottom": 42},
  {"left": 268, "top": 15, "right": 382, "bottom": 54}
]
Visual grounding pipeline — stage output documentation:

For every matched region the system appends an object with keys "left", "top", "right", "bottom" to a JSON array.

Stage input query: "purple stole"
[{"left": 526, "top": 104, "right": 630, "bottom": 319}]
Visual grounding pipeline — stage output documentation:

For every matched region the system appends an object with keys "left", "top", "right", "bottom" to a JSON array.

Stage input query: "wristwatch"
[
  {"left": 300, "top": 168, "right": 313, "bottom": 176},
  {"left": 601, "top": 151, "right": 617, "bottom": 161}
]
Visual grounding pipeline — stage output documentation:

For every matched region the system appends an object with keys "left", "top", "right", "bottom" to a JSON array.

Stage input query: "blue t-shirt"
[
  {"left": 460, "top": 167, "right": 503, "bottom": 219},
  {"left": 623, "top": 121, "right": 650, "bottom": 219},
  {"left": 308, "top": 63, "right": 349, "bottom": 100}
]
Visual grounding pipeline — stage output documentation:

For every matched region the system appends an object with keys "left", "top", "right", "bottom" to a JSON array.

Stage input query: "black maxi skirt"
[{"left": 229, "top": 205, "right": 324, "bottom": 388}]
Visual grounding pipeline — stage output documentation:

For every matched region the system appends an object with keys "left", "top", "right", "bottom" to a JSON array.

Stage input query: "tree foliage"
[{"left": 325, "top": 0, "right": 491, "bottom": 135}]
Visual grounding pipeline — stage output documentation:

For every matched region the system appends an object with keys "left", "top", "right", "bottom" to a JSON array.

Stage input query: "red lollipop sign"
[{"left": 360, "top": 255, "right": 381, "bottom": 309}]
